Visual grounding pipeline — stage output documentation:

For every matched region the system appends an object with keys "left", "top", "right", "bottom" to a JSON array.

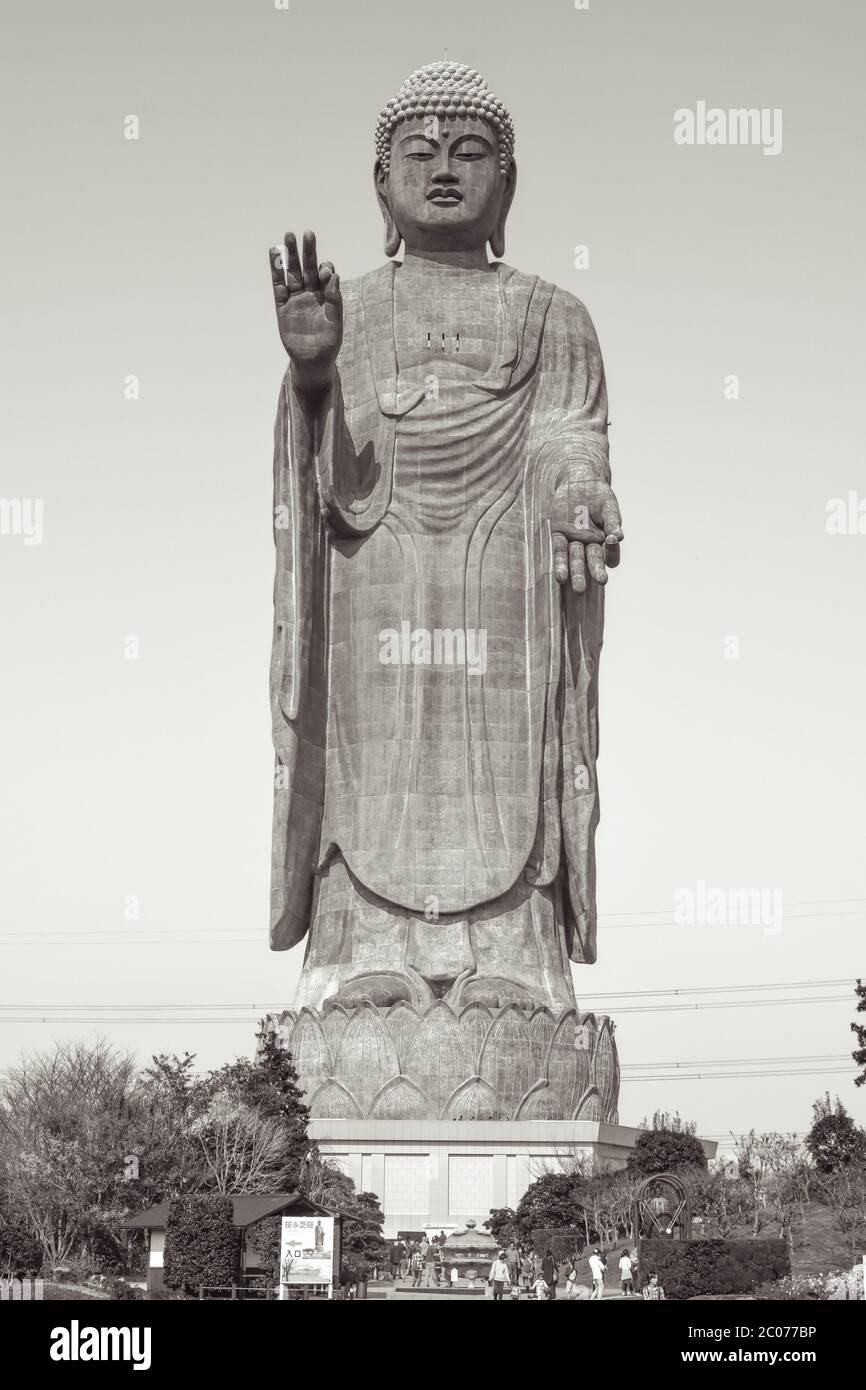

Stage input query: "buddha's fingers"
[
  {"left": 320, "top": 264, "right": 342, "bottom": 306},
  {"left": 301, "top": 230, "right": 321, "bottom": 291},
  {"left": 600, "top": 495, "right": 624, "bottom": 541},
  {"left": 586, "top": 544, "right": 608, "bottom": 585},
  {"left": 603, "top": 539, "right": 621, "bottom": 569},
  {"left": 552, "top": 531, "right": 569, "bottom": 584},
  {"left": 269, "top": 248, "right": 289, "bottom": 306},
  {"left": 283, "top": 233, "right": 304, "bottom": 291},
  {"left": 569, "top": 542, "right": 586, "bottom": 594}
]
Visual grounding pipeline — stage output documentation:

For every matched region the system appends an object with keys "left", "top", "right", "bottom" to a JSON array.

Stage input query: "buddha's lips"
[{"left": 427, "top": 189, "right": 463, "bottom": 204}]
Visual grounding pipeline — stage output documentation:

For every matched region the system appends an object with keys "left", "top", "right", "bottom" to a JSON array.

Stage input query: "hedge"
[
  {"left": 639, "top": 1238, "right": 790, "bottom": 1300},
  {"left": 163, "top": 1196, "right": 240, "bottom": 1294}
]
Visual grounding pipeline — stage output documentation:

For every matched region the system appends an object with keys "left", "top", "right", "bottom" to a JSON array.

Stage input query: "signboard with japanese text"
[{"left": 279, "top": 1215, "right": 336, "bottom": 1289}]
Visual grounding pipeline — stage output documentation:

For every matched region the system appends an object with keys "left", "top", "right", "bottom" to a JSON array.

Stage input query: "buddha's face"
[{"left": 377, "top": 115, "right": 515, "bottom": 253}]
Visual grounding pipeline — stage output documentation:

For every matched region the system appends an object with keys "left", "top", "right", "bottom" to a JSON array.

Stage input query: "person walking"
[
  {"left": 588, "top": 1248, "right": 606, "bottom": 1301},
  {"left": 618, "top": 1248, "right": 634, "bottom": 1297},
  {"left": 489, "top": 1250, "right": 512, "bottom": 1301},
  {"left": 425, "top": 1239, "right": 437, "bottom": 1286},
  {"left": 506, "top": 1242, "right": 520, "bottom": 1286},
  {"left": 520, "top": 1253, "right": 534, "bottom": 1289},
  {"left": 541, "top": 1249, "right": 558, "bottom": 1301},
  {"left": 411, "top": 1246, "right": 425, "bottom": 1287}
]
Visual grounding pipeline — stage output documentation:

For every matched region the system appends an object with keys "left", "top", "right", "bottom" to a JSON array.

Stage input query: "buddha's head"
[{"left": 374, "top": 62, "right": 516, "bottom": 259}]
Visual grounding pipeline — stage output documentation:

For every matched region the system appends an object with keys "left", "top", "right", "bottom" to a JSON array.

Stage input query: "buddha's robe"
[{"left": 270, "top": 261, "right": 610, "bottom": 1010}]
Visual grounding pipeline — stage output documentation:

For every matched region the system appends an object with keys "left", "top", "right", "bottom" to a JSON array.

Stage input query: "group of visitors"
[
  {"left": 387, "top": 1234, "right": 666, "bottom": 1299},
  {"left": 489, "top": 1244, "right": 666, "bottom": 1301},
  {"left": 388, "top": 1233, "right": 452, "bottom": 1287}
]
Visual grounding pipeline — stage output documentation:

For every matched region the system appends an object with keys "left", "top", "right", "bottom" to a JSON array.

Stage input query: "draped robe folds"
[{"left": 270, "top": 261, "right": 611, "bottom": 1011}]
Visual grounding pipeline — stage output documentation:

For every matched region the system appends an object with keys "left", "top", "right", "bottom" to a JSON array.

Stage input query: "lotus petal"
[
  {"left": 309, "top": 1077, "right": 364, "bottom": 1120},
  {"left": 370, "top": 1075, "right": 430, "bottom": 1120},
  {"left": 543, "top": 1010, "right": 585, "bottom": 1118},
  {"left": 290, "top": 1008, "right": 333, "bottom": 1099},
  {"left": 443, "top": 1076, "right": 504, "bottom": 1121},
  {"left": 334, "top": 1003, "right": 400, "bottom": 1114},
  {"left": 458, "top": 1002, "right": 491, "bottom": 1073},
  {"left": 593, "top": 1017, "right": 619, "bottom": 1118},
  {"left": 479, "top": 1004, "right": 533, "bottom": 1119},
  {"left": 322, "top": 1004, "right": 350, "bottom": 1057},
  {"left": 515, "top": 1080, "right": 564, "bottom": 1120},
  {"left": 528, "top": 1007, "right": 555, "bottom": 1080},
  {"left": 405, "top": 1001, "right": 468, "bottom": 1117},
  {"left": 574, "top": 1086, "right": 603, "bottom": 1122},
  {"left": 386, "top": 1001, "right": 419, "bottom": 1070},
  {"left": 576, "top": 1011, "right": 598, "bottom": 1058}
]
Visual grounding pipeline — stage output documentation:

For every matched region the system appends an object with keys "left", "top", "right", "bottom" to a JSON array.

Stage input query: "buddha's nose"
[{"left": 431, "top": 161, "right": 459, "bottom": 184}]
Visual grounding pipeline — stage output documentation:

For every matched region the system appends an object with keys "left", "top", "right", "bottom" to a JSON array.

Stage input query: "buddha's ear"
[
  {"left": 375, "top": 161, "right": 402, "bottom": 258},
  {"left": 489, "top": 160, "right": 517, "bottom": 260}
]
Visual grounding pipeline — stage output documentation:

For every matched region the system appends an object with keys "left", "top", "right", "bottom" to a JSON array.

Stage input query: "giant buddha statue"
[{"left": 263, "top": 62, "right": 624, "bottom": 1125}]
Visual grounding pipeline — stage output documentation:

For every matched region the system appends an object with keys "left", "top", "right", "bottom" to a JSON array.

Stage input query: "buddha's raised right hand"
[{"left": 269, "top": 231, "right": 343, "bottom": 394}]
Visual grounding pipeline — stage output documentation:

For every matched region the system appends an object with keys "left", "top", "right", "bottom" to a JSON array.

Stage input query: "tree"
[
  {"left": 735, "top": 1131, "right": 809, "bottom": 1246},
  {"left": 0, "top": 1039, "right": 142, "bottom": 1274},
  {"left": 583, "top": 1170, "right": 638, "bottom": 1247},
  {"left": 514, "top": 1171, "right": 586, "bottom": 1240},
  {"left": 681, "top": 1167, "right": 749, "bottom": 1240},
  {"left": 190, "top": 1090, "right": 296, "bottom": 1194},
  {"left": 851, "top": 980, "right": 866, "bottom": 1088},
  {"left": 626, "top": 1127, "right": 707, "bottom": 1179},
  {"left": 340, "top": 1190, "right": 385, "bottom": 1266},
  {"left": 484, "top": 1207, "right": 522, "bottom": 1247},
  {"left": 133, "top": 1053, "right": 205, "bottom": 1201},
  {"left": 639, "top": 1109, "right": 698, "bottom": 1137},
  {"left": 811, "top": 1163, "right": 866, "bottom": 1259},
  {"left": 805, "top": 1094, "right": 866, "bottom": 1173},
  {"left": 218, "top": 1028, "right": 311, "bottom": 1187}
]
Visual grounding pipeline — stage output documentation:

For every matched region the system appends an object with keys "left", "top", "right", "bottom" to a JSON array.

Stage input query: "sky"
[{"left": 1, "top": 0, "right": 864, "bottom": 1144}]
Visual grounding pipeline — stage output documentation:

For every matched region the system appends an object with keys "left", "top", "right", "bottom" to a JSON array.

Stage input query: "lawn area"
[{"left": 43, "top": 1283, "right": 109, "bottom": 1301}]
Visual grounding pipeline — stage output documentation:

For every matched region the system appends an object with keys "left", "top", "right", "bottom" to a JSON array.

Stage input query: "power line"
[
  {"left": 621, "top": 1066, "right": 855, "bottom": 1083},
  {"left": 622, "top": 1053, "right": 850, "bottom": 1071},
  {"left": 0, "top": 991, "right": 854, "bottom": 1019},
  {"left": 581, "top": 978, "right": 852, "bottom": 1000},
  {"left": 0, "top": 976, "right": 857, "bottom": 1010},
  {"left": 1, "top": 895, "right": 865, "bottom": 945}
]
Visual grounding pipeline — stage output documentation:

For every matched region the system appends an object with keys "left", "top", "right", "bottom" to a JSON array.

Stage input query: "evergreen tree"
[
  {"left": 627, "top": 1126, "right": 707, "bottom": 1178},
  {"left": 852, "top": 979, "right": 866, "bottom": 1088},
  {"left": 805, "top": 1093, "right": 866, "bottom": 1173}
]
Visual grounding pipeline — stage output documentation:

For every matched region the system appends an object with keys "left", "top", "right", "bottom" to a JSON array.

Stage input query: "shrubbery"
[
  {"left": 0, "top": 1219, "right": 44, "bottom": 1275},
  {"left": 640, "top": 1238, "right": 789, "bottom": 1300},
  {"left": 163, "top": 1196, "right": 240, "bottom": 1295}
]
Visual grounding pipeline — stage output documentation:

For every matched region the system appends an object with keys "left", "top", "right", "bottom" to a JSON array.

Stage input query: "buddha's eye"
[{"left": 452, "top": 140, "right": 491, "bottom": 161}]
